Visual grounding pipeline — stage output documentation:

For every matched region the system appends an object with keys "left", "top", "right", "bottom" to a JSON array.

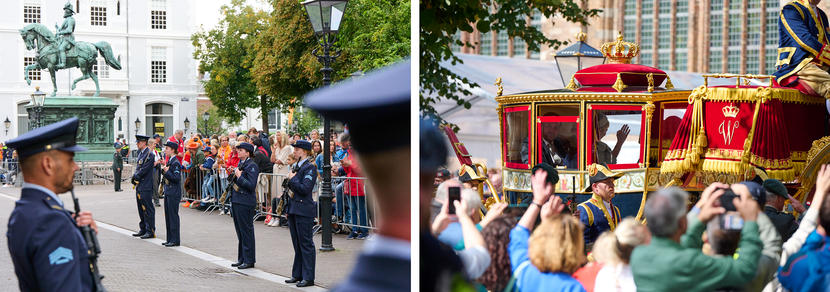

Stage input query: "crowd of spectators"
[{"left": 421, "top": 122, "right": 830, "bottom": 292}]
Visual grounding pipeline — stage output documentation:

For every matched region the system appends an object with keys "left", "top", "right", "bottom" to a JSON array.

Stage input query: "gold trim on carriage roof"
[
  {"left": 600, "top": 31, "right": 640, "bottom": 64},
  {"left": 494, "top": 91, "right": 692, "bottom": 105},
  {"left": 699, "top": 86, "right": 825, "bottom": 104}
]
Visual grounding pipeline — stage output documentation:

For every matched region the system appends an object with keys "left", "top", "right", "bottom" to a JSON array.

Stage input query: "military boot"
[{"left": 58, "top": 52, "right": 66, "bottom": 69}]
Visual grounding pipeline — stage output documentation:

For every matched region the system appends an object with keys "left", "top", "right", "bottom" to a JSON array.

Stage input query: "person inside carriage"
[
  {"left": 521, "top": 113, "right": 578, "bottom": 169},
  {"left": 774, "top": 0, "right": 830, "bottom": 100}
]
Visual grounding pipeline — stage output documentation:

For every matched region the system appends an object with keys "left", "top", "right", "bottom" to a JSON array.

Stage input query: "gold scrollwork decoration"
[{"left": 495, "top": 77, "right": 504, "bottom": 96}]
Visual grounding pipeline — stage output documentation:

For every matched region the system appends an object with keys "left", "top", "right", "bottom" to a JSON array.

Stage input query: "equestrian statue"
[{"left": 19, "top": 2, "right": 122, "bottom": 97}]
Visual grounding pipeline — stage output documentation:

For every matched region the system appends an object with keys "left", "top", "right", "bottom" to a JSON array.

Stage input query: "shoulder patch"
[{"left": 48, "top": 246, "right": 74, "bottom": 265}]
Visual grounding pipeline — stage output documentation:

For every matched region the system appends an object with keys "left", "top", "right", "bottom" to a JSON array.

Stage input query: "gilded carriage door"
[
  {"left": 587, "top": 105, "right": 645, "bottom": 170},
  {"left": 536, "top": 115, "right": 580, "bottom": 170},
  {"left": 503, "top": 106, "right": 531, "bottom": 169}
]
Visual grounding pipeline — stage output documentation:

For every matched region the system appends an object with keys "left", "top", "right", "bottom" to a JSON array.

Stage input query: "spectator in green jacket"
[{"left": 630, "top": 183, "right": 762, "bottom": 292}]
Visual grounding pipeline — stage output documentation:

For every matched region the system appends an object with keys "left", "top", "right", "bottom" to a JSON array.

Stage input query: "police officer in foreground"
[
  {"left": 285, "top": 140, "right": 318, "bottom": 287},
  {"left": 161, "top": 141, "right": 182, "bottom": 247},
  {"left": 306, "top": 60, "right": 410, "bottom": 291},
  {"left": 112, "top": 142, "right": 123, "bottom": 192},
  {"left": 6, "top": 117, "right": 100, "bottom": 291},
  {"left": 132, "top": 134, "right": 155, "bottom": 239},
  {"left": 230, "top": 142, "right": 259, "bottom": 269}
]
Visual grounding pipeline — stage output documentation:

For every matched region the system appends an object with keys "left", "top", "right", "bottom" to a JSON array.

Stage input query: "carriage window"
[
  {"left": 504, "top": 106, "right": 530, "bottom": 168},
  {"left": 589, "top": 106, "right": 644, "bottom": 168},
  {"left": 537, "top": 105, "right": 580, "bottom": 170}
]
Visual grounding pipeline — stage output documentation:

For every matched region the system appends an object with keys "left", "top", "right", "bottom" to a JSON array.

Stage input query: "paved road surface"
[{"left": 0, "top": 184, "right": 365, "bottom": 291}]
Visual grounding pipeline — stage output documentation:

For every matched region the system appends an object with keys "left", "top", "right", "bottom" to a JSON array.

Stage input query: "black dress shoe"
[
  {"left": 115, "top": 189, "right": 123, "bottom": 192},
  {"left": 132, "top": 232, "right": 146, "bottom": 237},
  {"left": 139, "top": 233, "right": 155, "bottom": 239},
  {"left": 231, "top": 262, "right": 242, "bottom": 267},
  {"left": 161, "top": 242, "right": 169, "bottom": 246},
  {"left": 164, "top": 242, "right": 180, "bottom": 247},
  {"left": 237, "top": 263, "right": 254, "bottom": 269},
  {"left": 296, "top": 280, "right": 314, "bottom": 287},
  {"left": 285, "top": 277, "right": 301, "bottom": 283}
]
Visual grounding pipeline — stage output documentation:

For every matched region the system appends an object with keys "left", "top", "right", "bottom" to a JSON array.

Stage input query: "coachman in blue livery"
[
  {"left": 578, "top": 163, "right": 624, "bottom": 247},
  {"left": 774, "top": 0, "right": 830, "bottom": 98}
]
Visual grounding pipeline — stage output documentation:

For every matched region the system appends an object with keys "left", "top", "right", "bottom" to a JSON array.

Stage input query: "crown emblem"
[
  {"left": 600, "top": 31, "right": 640, "bottom": 64},
  {"left": 722, "top": 103, "right": 739, "bottom": 118}
]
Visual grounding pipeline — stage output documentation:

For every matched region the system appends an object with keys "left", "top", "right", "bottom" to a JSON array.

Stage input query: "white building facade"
[{"left": 0, "top": 0, "right": 198, "bottom": 143}]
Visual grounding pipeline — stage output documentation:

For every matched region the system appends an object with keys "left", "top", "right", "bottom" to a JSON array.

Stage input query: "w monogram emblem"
[{"left": 719, "top": 120, "right": 740, "bottom": 145}]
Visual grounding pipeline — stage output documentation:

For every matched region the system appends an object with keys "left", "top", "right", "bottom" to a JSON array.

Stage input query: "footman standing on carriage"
[{"left": 774, "top": 0, "right": 830, "bottom": 99}]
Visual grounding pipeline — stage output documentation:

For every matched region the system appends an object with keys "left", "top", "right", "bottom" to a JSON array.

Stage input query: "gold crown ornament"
[
  {"left": 600, "top": 31, "right": 640, "bottom": 64},
  {"left": 722, "top": 103, "right": 740, "bottom": 118}
]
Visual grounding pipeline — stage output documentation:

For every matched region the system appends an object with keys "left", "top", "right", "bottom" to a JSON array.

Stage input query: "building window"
[
  {"left": 151, "top": 0, "right": 167, "bottom": 29},
  {"left": 480, "top": 31, "right": 492, "bottom": 56},
  {"left": 641, "top": 1, "right": 653, "bottom": 15},
  {"left": 91, "top": 0, "right": 107, "bottom": 26},
  {"left": 728, "top": 16, "right": 742, "bottom": 47},
  {"left": 675, "top": 52, "right": 688, "bottom": 71},
  {"left": 676, "top": 17, "right": 688, "bottom": 49},
  {"left": 658, "top": 0, "right": 671, "bottom": 14},
  {"left": 766, "top": 11, "right": 779, "bottom": 45},
  {"left": 624, "top": 0, "right": 637, "bottom": 16},
  {"left": 727, "top": 50, "right": 741, "bottom": 74},
  {"left": 677, "top": 0, "right": 689, "bottom": 13},
  {"left": 151, "top": 47, "right": 167, "bottom": 83},
  {"left": 513, "top": 37, "right": 526, "bottom": 59},
  {"left": 747, "top": 13, "right": 761, "bottom": 46},
  {"left": 711, "top": 0, "right": 724, "bottom": 11},
  {"left": 746, "top": 49, "right": 760, "bottom": 74},
  {"left": 24, "top": 55, "right": 40, "bottom": 81},
  {"left": 641, "top": 53, "right": 653, "bottom": 67},
  {"left": 658, "top": 53, "right": 670, "bottom": 70},
  {"left": 641, "top": 18, "right": 653, "bottom": 50},
  {"left": 145, "top": 103, "right": 173, "bottom": 138},
  {"left": 496, "top": 30, "right": 509, "bottom": 56},
  {"left": 118, "top": 1, "right": 121, "bottom": 15},
  {"left": 529, "top": 10, "right": 542, "bottom": 59},
  {"left": 710, "top": 14, "right": 723, "bottom": 47},
  {"left": 729, "top": 0, "right": 742, "bottom": 10},
  {"left": 748, "top": 0, "right": 762, "bottom": 9},
  {"left": 709, "top": 50, "right": 723, "bottom": 73},
  {"left": 23, "top": 0, "right": 41, "bottom": 24},
  {"left": 18, "top": 102, "right": 29, "bottom": 135},
  {"left": 450, "top": 30, "right": 461, "bottom": 53},
  {"left": 658, "top": 18, "right": 671, "bottom": 49},
  {"left": 94, "top": 59, "right": 109, "bottom": 78},
  {"left": 766, "top": 48, "right": 778, "bottom": 74}
]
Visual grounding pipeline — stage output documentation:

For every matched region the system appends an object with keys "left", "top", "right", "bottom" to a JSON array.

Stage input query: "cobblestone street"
[{"left": 0, "top": 185, "right": 364, "bottom": 291}]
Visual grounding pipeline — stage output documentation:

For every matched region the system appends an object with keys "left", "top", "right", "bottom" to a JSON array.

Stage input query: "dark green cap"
[{"left": 762, "top": 179, "right": 788, "bottom": 199}]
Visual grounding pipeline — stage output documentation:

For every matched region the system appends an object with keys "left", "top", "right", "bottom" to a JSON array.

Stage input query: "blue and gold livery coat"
[
  {"left": 577, "top": 194, "right": 621, "bottom": 244},
  {"left": 774, "top": 0, "right": 830, "bottom": 85}
]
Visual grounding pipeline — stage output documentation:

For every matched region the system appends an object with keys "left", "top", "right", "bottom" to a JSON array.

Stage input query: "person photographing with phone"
[{"left": 630, "top": 183, "right": 763, "bottom": 291}]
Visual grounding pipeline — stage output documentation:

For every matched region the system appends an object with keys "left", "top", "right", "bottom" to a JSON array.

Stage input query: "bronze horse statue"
[{"left": 19, "top": 23, "right": 121, "bottom": 97}]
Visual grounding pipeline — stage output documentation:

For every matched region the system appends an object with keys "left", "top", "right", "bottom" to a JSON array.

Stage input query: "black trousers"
[
  {"left": 152, "top": 168, "right": 160, "bottom": 205},
  {"left": 114, "top": 169, "right": 121, "bottom": 191},
  {"left": 138, "top": 190, "right": 155, "bottom": 235},
  {"left": 288, "top": 213, "right": 315, "bottom": 281},
  {"left": 232, "top": 203, "right": 256, "bottom": 264},
  {"left": 164, "top": 193, "right": 181, "bottom": 244}
]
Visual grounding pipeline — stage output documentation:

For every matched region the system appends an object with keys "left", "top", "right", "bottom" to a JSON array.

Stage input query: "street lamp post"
[
  {"left": 30, "top": 86, "right": 46, "bottom": 129},
  {"left": 184, "top": 117, "right": 190, "bottom": 135},
  {"left": 134, "top": 118, "right": 141, "bottom": 135},
  {"left": 202, "top": 111, "right": 210, "bottom": 136},
  {"left": 4, "top": 117, "right": 11, "bottom": 135},
  {"left": 302, "top": 0, "right": 349, "bottom": 252}
]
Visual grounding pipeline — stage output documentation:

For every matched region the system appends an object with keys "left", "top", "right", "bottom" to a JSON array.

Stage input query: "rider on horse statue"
[{"left": 54, "top": 2, "right": 76, "bottom": 69}]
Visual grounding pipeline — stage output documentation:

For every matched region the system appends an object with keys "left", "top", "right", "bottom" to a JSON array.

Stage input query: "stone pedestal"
[{"left": 26, "top": 96, "right": 118, "bottom": 161}]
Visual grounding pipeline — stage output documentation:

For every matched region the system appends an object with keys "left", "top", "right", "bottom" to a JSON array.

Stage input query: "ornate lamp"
[
  {"left": 30, "top": 86, "right": 47, "bottom": 129},
  {"left": 202, "top": 111, "right": 209, "bottom": 122},
  {"left": 183, "top": 117, "right": 190, "bottom": 130},
  {"left": 302, "top": 0, "right": 350, "bottom": 252},
  {"left": 134, "top": 118, "right": 141, "bottom": 134},
  {"left": 4, "top": 117, "right": 10, "bottom": 135},
  {"left": 553, "top": 30, "right": 606, "bottom": 89}
]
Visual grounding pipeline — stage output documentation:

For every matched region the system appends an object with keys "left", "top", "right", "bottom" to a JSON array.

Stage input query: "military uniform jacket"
[
  {"left": 111, "top": 151, "right": 122, "bottom": 171},
  {"left": 7, "top": 187, "right": 92, "bottom": 291},
  {"left": 774, "top": 0, "right": 830, "bottom": 85},
  {"left": 163, "top": 156, "right": 182, "bottom": 198},
  {"left": 287, "top": 159, "right": 317, "bottom": 218},
  {"left": 231, "top": 158, "right": 259, "bottom": 207},
  {"left": 132, "top": 148, "right": 154, "bottom": 192},
  {"left": 577, "top": 194, "right": 621, "bottom": 244},
  {"left": 764, "top": 206, "right": 799, "bottom": 241}
]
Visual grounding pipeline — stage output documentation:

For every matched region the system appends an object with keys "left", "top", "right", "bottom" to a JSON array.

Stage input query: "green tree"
[
  {"left": 192, "top": 1, "right": 276, "bottom": 133},
  {"left": 251, "top": 0, "right": 410, "bottom": 111},
  {"left": 285, "top": 108, "right": 321, "bottom": 137},
  {"left": 197, "top": 105, "right": 238, "bottom": 138},
  {"left": 420, "top": 0, "right": 600, "bottom": 130}
]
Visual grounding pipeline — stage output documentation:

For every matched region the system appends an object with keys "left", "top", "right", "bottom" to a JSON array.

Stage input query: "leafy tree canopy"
[{"left": 419, "top": 0, "right": 600, "bottom": 130}]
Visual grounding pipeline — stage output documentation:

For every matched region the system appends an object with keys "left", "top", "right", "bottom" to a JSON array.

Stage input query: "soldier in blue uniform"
[
  {"left": 230, "top": 142, "right": 259, "bottom": 269},
  {"left": 6, "top": 117, "right": 99, "bottom": 291},
  {"left": 132, "top": 134, "right": 156, "bottom": 239},
  {"left": 774, "top": 0, "right": 830, "bottom": 98},
  {"left": 285, "top": 140, "right": 318, "bottom": 287},
  {"left": 578, "top": 162, "right": 623, "bottom": 247},
  {"left": 306, "top": 60, "right": 411, "bottom": 291},
  {"left": 162, "top": 141, "right": 182, "bottom": 247}
]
